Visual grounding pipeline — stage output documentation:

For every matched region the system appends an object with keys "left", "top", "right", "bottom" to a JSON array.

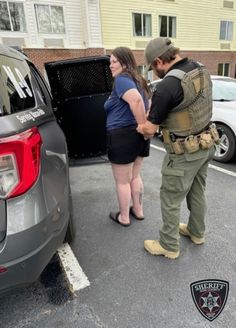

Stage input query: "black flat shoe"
[
  {"left": 109, "top": 212, "right": 131, "bottom": 227},
  {"left": 130, "top": 207, "right": 145, "bottom": 221}
]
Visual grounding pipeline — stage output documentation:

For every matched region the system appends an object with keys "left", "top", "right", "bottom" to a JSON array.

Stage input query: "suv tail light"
[{"left": 0, "top": 127, "right": 42, "bottom": 199}]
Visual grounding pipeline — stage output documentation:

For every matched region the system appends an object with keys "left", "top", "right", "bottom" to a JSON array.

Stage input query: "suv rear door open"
[{"left": 45, "top": 56, "right": 113, "bottom": 163}]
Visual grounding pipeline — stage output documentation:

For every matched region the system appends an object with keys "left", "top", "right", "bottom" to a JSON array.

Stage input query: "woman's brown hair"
[{"left": 111, "top": 47, "right": 151, "bottom": 98}]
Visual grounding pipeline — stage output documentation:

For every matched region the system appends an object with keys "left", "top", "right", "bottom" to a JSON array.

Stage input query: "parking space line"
[
  {"left": 57, "top": 243, "right": 90, "bottom": 294},
  {"left": 150, "top": 143, "right": 236, "bottom": 178},
  {"left": 150, "top": 144, "right": 165, "bottom": 152},
  {"left": 208, "top": 163, "right": 236, "bottom": 177}
]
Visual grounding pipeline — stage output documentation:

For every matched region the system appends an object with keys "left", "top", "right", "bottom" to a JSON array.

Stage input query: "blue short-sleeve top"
[{"left": 104, "top": 74, "right": 148, "bottom": 131}]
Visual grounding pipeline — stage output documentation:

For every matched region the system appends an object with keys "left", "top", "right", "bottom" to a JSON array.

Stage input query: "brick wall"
[
  {"left": 24, "top": 47, "right": 236, "bottom": 78},
  {"left": 23, "top": 48, "right": 106, "bottom": 75},
  {"left": 107, "top": 49, "right": 236, "bottom": 78},
  {"left": 180, "top": 50, "right": 236, "bottom": 78}
]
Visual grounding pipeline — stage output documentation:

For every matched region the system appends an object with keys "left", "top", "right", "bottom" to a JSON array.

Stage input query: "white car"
[
  {"left": 211, "top": 75, "right": 236, "bottom": 163},
  {"left": 149, "top": 75, "right": 236, "bottom": 163}
]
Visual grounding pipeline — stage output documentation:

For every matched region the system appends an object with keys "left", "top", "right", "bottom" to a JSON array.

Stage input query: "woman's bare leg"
[
  {"left": 111, "top": 162, "right": 133, "bottom": 225},
  {"left": 130, "top": 157, "right": 144, "bottom": 218}
]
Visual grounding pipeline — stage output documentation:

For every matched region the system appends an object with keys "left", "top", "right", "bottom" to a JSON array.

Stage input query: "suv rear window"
[{"left": 0, "top": 55, "right": 35, "bottom": 115}]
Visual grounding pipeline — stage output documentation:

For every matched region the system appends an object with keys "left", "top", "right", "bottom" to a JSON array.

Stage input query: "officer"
[{"left": 137, "top": 37, "right": 218, "bottom": 259}]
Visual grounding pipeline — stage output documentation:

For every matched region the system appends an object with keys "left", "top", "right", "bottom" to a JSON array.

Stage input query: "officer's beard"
[{"left": 156, "top": 68, "right": 166, "bottom": 79}]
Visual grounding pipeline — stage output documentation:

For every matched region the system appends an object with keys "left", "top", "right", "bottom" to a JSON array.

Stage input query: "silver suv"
[{"left": 0, "top": 45, "right": 74, "bottom": 293}]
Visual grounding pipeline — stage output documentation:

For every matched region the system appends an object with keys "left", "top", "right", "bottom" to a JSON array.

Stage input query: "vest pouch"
[
  {"left": 209, "top": 123, "right": 220, "bottom": 145},
  {"left": 162, "top": 128, "right": 171, "bottom": 144},
  {"left": 200, "top": 132, "right": 214, "bottom": 149},
  {"left": 184, "top": 135, "right": 199, "bottom": 153},
  {"left": 171, "top": 139, "right": 184, "bottom": 155}
]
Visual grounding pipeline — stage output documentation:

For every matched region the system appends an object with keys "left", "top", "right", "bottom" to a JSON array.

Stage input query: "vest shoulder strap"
[
  {"left": 164, "top": 62, "right": 205, "bottom": 80},
  {"left": 164, "top": 69, "right": 185, "bottom": 80}
]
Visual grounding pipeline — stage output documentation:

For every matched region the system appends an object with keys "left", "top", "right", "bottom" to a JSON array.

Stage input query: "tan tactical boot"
[
  {"left": 144, "top": 240, "right": 179, "bottom": 259},
  {"left": 179, "top": 223, "right": 205, "bottom": 245}
]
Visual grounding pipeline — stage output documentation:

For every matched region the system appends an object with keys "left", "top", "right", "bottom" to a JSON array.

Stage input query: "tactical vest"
[{"left": 160, "top": 63, "right": 212, "bottom": 136}]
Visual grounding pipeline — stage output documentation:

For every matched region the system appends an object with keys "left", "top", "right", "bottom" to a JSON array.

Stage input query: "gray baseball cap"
[{"left": 144, "top": 37, "right": 174, "bottom": 71}]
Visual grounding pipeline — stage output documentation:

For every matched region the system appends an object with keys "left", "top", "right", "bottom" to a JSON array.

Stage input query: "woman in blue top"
[{"left": 104, "top": 47, "right": 151, "bottom": 226}]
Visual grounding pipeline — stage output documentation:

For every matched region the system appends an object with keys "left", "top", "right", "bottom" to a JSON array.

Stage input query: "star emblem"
[{"left": 201, "top": 291, "right": 220, "bottom": 312}]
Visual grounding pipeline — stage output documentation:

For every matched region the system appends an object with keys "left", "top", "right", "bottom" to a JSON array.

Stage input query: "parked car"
[
  {"left": 0, "top": 45, "right": 75, "bottom": 294},
  {"left": 148, "top": 78, "right": 161, "bottom": 93},
  {"left": 149, "top": 75, "right": 236, "bottom": 163},
  {"left": 0, "top": 45, "right": 113, "bottom": 295},
  {"left": 211, "top": 75, "right": 236, "bottom": 163}
]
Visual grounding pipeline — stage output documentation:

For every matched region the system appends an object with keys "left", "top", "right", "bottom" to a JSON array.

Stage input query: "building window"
[
  {"left": 133, "top": 13, "right": 151, "bottom": 37},
  {"left": 0, "top": 1, "right": 26, "bottom": 31},
  {"left": 138, "top": 65, "right": 153, "bottom": 82},
  {"left": 159, "top": 15, "right": 176, "bottom": 38},
  {"left": 137, "top": 65, "right": 144, "bottom": 75},
  {"left": 220, "top": 21, "right": 233, "bottom": 40},
  {"left": 35, "top": 4, "right": 65, "bottom": 33},
  {"left": 223, "top": 0, "right": 234, "bottom": 9},
  {"left": 218, "top": 63, "right": 230, "bottom": 76}
]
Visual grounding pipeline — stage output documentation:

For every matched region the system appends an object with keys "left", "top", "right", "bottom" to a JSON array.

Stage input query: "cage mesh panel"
[
  {"left": 44, "top": 57, "right": 112, "bottom": 158},
  {"left": 46, "top": 58, "right": 113, "bottom": 101}
]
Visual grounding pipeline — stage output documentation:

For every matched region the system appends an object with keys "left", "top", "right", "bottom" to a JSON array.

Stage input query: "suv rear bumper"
[{"left": 0, "top": 216, "right": 68, "bottom": 294}]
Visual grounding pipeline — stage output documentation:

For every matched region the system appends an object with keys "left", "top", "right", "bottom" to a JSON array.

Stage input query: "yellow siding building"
[{"left": 99, "top": 0, "right": 236, "bottom": 77}]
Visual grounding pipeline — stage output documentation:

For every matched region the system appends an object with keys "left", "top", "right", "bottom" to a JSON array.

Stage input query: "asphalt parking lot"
[
  {"left": 1, "top": 141, "right": 236, "bottom": 328},
  {"left": 69, "top": 144, "right": 236, "bottom": 328}
]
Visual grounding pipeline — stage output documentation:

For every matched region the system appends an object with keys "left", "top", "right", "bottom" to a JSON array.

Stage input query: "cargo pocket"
[{"left": 161, "top": 168, "right": 185, "bottom": 192}]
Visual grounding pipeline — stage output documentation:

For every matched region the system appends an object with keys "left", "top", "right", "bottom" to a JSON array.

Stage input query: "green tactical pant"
[{"left": 159, "top": 146, "right": 215, "bottom": 252}]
